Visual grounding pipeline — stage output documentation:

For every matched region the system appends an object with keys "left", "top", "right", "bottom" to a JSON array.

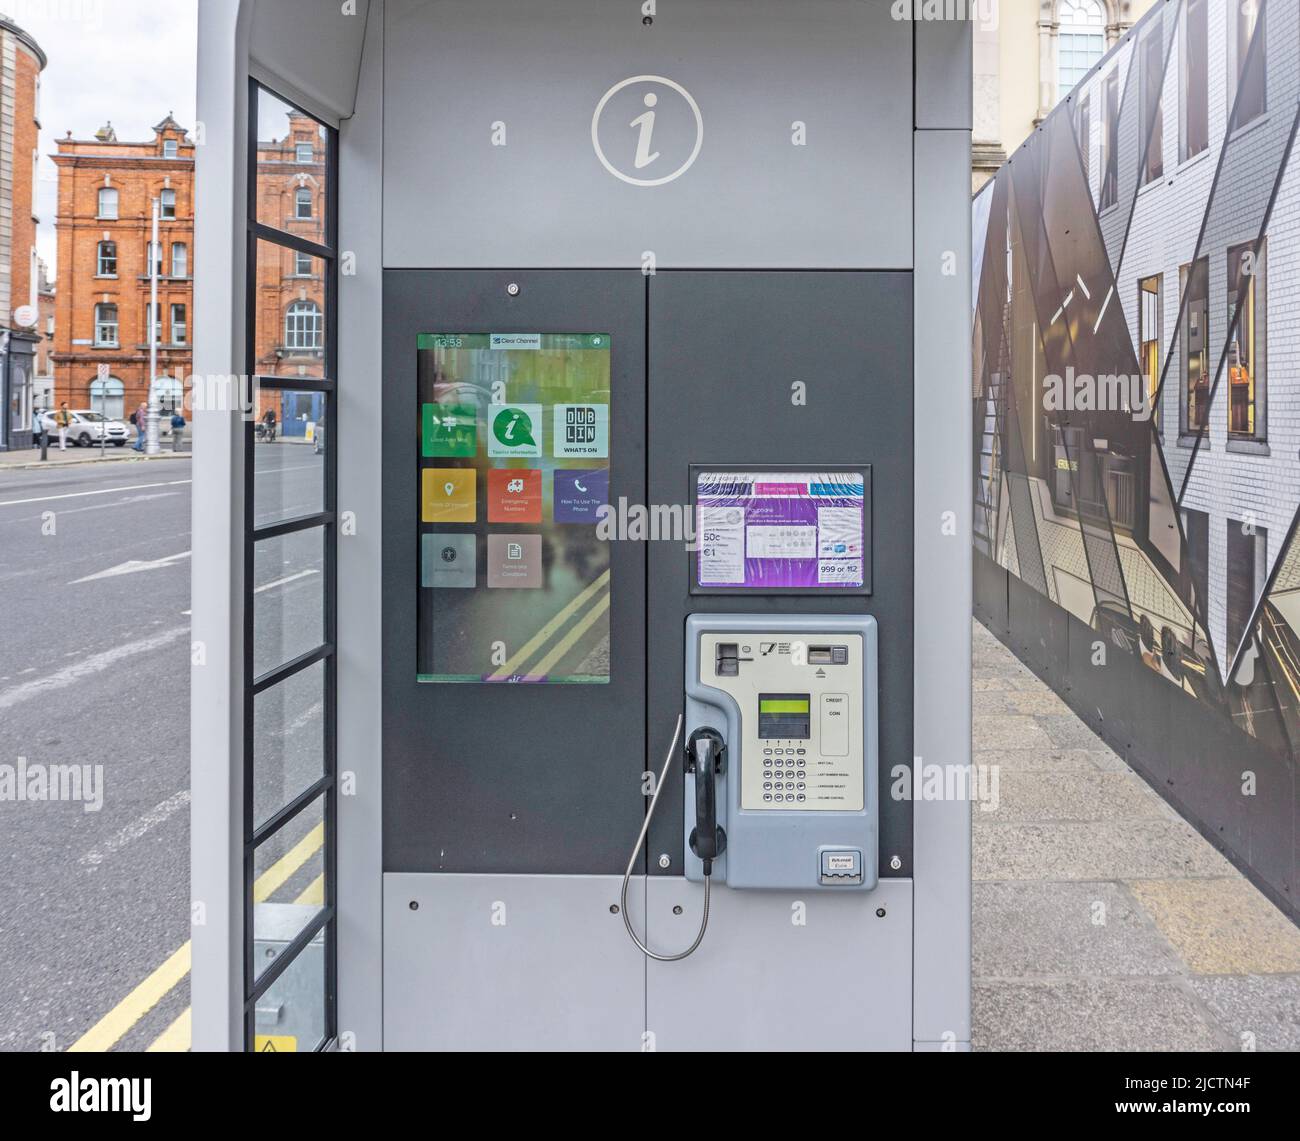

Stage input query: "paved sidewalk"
[
  {"left": 972, "top": 619, "right": 1300, "bottom": 1051},
  {"left": 0, "top": 445, "right": 192, "bottom": 470}
]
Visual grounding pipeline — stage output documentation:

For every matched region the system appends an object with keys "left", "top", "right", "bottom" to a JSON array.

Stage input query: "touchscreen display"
[{"left": 417, "top": 333, "right": 612, "bottom": 684}]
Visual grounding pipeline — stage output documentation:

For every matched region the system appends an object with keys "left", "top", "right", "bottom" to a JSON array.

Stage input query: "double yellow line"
[
  {"left": 74, "top": 573, "right": 612, "bottom": 1051},
  {"left": 486, "top": 570, "right": 611, "bottom": 681},
  {"left": 68, "top": 823, "right": 325, "bottom": 1053}
]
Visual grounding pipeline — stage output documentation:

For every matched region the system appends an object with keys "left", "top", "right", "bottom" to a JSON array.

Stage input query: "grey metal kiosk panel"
[
  {"left": 381, "top": 271, "right": 647, "bottom": 874},
  {"left": 645, "top": 271, "right": 914, "bottom": 878},
  {"left": 381, "top": 0, "right": 913, "bottom": 270},
  {"left": 385, "top": 874, "right": 645, "bottom": 1050},
  {"left": 645, "top": 878, "right": 913, "bottom": 1051}
]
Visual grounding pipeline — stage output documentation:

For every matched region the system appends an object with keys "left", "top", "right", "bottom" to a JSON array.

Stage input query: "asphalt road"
[{"left": 0, "top": 444, "right": 326, "bottom": 1052}]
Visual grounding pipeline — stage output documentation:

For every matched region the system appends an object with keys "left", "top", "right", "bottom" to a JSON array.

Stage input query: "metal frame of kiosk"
[{"left": 192, "top": 0, "right": 972, "bottom": 1052}]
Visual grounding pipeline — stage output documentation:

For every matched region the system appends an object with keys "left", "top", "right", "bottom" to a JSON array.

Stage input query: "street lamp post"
[
  {"left": 98, "top": 363, "right": 107, "bottom": 459},
  {"left": 146, "top": 197, "right": 161, "bottom": 455}
]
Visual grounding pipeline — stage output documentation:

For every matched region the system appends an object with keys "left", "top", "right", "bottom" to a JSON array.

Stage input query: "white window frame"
[
  {"left": 284, "top": 299, "right": 323, "bottom": 350},
  {"left": 97, "top": 240, "right": 118, "bottom": 277},
  {"left": 171, "top": 303, "right": 188, "bottom": 345},
  {"left": 94, "top": 303, "right": 119, "bottom": 347},
  {"left": 98, "top": 187, "right": 119, "bottom": 220}
]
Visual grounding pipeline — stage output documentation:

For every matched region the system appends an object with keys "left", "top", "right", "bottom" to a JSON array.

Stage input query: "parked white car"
[{"left": 40, "top": 410, "right": 131, "bottom": 447}]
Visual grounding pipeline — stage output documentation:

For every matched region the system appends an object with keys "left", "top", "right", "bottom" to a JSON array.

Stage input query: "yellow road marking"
[
  {"left": 254, "top": 822, "right": 324, "bottom": 903},
  {"left": 146, "top": 1006, "right": 191, "bottom": 1053},
  {"left": 67, "top": 942, "right": 191, "bottom": 1053},
  {"left": 487, "top": 569, "right": 610, "bottom": 680},
  {"left": 295, "top": 873, "right": 325, "bottom": 906},
  {"left": 69, "top": 821, "right": 326, "bottom": 1053},
  {"left": 530, "top": 593, "right": 612, "bottom": 679}
]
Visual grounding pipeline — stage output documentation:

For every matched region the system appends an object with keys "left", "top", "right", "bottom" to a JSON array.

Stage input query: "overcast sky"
[{"left": 13, "top": 0, "right": 198, "bottom": 275}]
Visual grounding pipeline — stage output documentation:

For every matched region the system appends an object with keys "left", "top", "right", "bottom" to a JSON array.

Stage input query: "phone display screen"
[
  {"left": 416, "top": 333, "right": 612, "bottom": 684},
  {"left": 758, "top": 694, "right": 812, "bottom": 739}
]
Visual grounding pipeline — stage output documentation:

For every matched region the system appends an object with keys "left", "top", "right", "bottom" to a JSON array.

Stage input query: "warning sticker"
[{"left": 255, "top": 1035, "right": 298, "bottom": 1053}]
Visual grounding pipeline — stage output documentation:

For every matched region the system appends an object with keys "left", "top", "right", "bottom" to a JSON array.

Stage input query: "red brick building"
[
  {"left": 0, "top": 16, "right": 46, "bottom": 449},
  {"left": 252, "top": 108, "right": 328, "bottom": 434},
  {"left": 51, "top": 115, "right": 194, "bottom": 423},
  {"left": 35, "top": 257, "right": 55, "bottom": 406}
]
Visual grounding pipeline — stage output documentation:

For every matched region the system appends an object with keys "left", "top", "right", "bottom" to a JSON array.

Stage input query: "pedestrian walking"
[
  {"left": 55, "top": 403, "right": 72, "bottom": 451},
  {"left": 132, "top": 402, "right": 148, "bottom": 452},
  {"left": 170, "top": 410, "right": 187, "bottom": 452}
]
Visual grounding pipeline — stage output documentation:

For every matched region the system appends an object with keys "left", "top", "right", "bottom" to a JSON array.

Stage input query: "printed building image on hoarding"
[{"left": 973, "top": 0, "right": 1298, "bottom": 918}]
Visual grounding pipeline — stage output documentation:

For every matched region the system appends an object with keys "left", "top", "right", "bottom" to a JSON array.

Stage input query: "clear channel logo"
[{"left": 591, "top": 75, "right": 703, "bottom": 187}]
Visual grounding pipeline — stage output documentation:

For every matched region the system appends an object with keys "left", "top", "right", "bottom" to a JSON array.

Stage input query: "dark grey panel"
[
  {"left": 645, "top": 271, "right": 914, "bottom": 876},
  {"left": 382, "top": 270, "right": 646, "bottom": 874},
  {"left": 382, "top": 0, "right": 913, "bottom": 269}
]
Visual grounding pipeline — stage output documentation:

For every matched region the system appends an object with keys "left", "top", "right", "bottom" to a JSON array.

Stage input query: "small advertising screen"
[
  {"left": 694, "top": 470, "right": 869, "bottom": 592},
  {"left": 417, "top": 333, "right": 612, "bottom": 684}
]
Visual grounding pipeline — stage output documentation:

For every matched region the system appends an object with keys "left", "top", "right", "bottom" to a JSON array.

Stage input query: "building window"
[
  {"left": 285, "top": 300, "right": 323, "bottom": 350},
  {"left": 1058, "top": 0, "right": 1105, "bottom": 98},
  {"left": 146, "top": 302, "right": 162, "bottom": 344},
  {"left": 146, "top": 241, "right": 163, "bottom": 276},
  {"left": 171, "top": 304, "right": 188, "bottom": 345},
  {"left": 1227, "top": 519, "right": 1267, "bottom": 652},
  {"left": 1180, "top": 258, "right": 1209, "bottom": 435},
  {"left": 295, "top": 187, "right": 313, "bottom": 220},
  {"left": 1099, "top": 70, "right": 1119, "bottom": 211},
  {"left": 152, "top": 375, "right": 184, "bottom": 414},
  {"left": 1227, "top": 240, "right": 1265, "bottom": 440},
  {"left": 1138, "top": 275, "right": 1162, "bottom": 428},
  {"left": 160, "top": 188, "right": 177, "bottom": 219},
  {"left": 1182, "top": 507, "right": 1209, "bottom": 618},
  {"left": 295, "top": 250, "right": 314, "bottom": 277},
  {"left": 94, "top": 303, "right": 118, "bottom": 346},
  {"left": 296, "top": 142, "right": 313, "bottom": 163},
  {"left": 1077, "top": 95, "right": 1091, "bottom": 188},
  {"left": 1232, "top": 0, "right": 1266, "bottom": 127},
  {"left": 163, "top": 139, "right": 178, "bottom": 159},
  {"left": 1140, "top": 29, "right": 1165, "bottom": 185},
  {"left": 88, "top": 375, "right": 125, "bottom": 421},
  {"left": 171, "top": 242, "right": 188, "bottom": 278},
  {"left": 1181, "top": 0, "right": 1209, "bottom": 162},
  {"left": 98, "top": 187, "right": 119, "bottom": 220},
  {"left": 97, "top": 240, "right": 118, "bottom": 277}
]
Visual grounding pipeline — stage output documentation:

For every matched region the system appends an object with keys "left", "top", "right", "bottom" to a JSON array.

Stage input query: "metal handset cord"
[{"left": 620, "top": 714, "right": 711, "bottom": 961}]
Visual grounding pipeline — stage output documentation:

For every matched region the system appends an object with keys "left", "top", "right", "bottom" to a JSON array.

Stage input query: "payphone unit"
[{"left": 682, "top": 614, "right": 878, "bottom": 890}]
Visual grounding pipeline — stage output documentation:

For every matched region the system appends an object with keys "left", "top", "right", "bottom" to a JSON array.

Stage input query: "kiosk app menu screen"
[{"left": 417, "top": 333, "right": 612, "bottom": 683}]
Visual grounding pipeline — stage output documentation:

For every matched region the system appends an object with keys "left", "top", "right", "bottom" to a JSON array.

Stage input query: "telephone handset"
[
  {"left": 687, "top": 727, "right": 727, "bottom": 873},
  {"left": 620, "top": 716, "right": 720, "bottom": 961}
]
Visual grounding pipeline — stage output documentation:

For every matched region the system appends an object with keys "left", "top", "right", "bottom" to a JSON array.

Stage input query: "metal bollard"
[{"left": 39, "top": 430, "right": 48, "bottom": 462}]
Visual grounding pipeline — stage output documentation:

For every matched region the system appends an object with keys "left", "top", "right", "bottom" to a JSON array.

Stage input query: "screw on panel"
[
  {"left": 609, "top": 904, "right": 620, "bottom": 915},
  {"left": 409, "top": 901, "right": 419, "bottom": 911},
  {"left": 672, "top": 906, "right": 683, "bottom": 916},
  {"left": 506, "top": 282, "right": 520, "bottom": 296},
  {"left": 658, "top": 854, "right": 671, "bottom": 869},
  {"left": 890, "top": 855, "right": 902, "bottom": 871},
  {"left": 876, "top": 908, "right": 887, "bottom": 919}
]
